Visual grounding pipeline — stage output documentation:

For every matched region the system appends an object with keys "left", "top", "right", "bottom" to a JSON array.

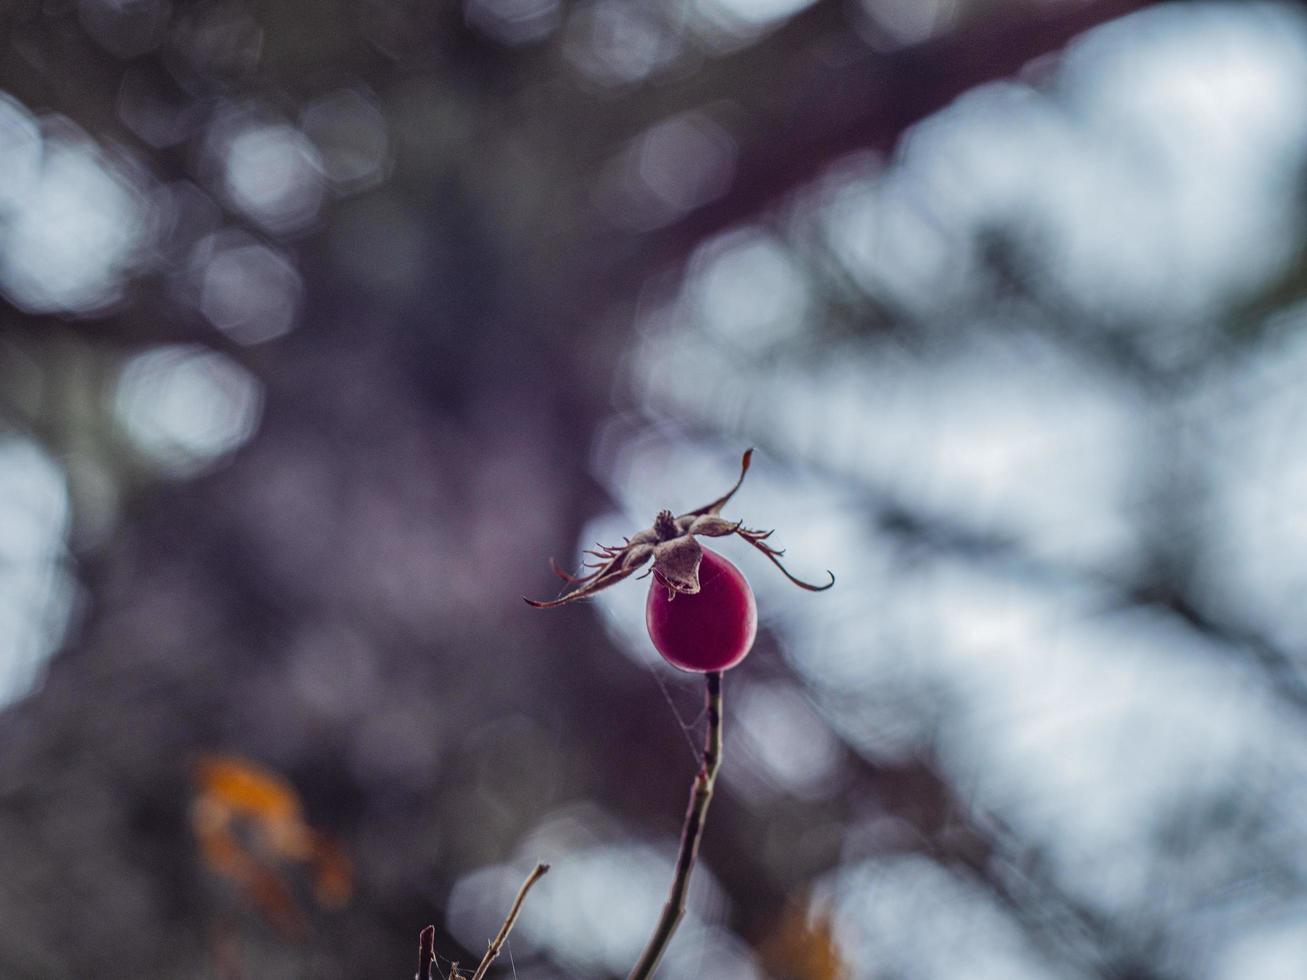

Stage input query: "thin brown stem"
[
  {"left": 469, "top": 862, "right": 551, "bottom": 980},
  {"left": 417, "top": 925, "right": 436, "bottom": 980},
  {"left": 628, "top": 670, "right": 724, "bottom": 980}
]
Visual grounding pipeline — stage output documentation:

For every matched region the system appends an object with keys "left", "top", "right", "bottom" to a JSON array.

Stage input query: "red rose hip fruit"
[{"left": 646, "top": 546, "right": 757, "bottom": 672}]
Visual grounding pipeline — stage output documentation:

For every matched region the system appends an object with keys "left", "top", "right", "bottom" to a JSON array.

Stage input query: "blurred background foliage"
[{"left": 4, "top": 0, "right": 1307, "bottom": 976}]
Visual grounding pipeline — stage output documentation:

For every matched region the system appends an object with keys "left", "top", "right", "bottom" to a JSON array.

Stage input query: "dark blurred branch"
[
  {"left": 947, "top": 846, "right": 1178, "bottom": 980},
  {"left": 720, "top": 423, "right": 1307, "bottom": 717},
  {"left": 468, "top": 862, "right": 550, "bottom": 980},
  {"left": 605, "top": 0, "right": 1157, "bottom": 293},
  {"left": 1127, "top": 582, "right": 1307, "bottom": 712},
  {"left": 628, "top": 670, "right": 723, "bottom": 980},
  {"left": 880, "top": 487, "right": 1307, "bottom": 715}
]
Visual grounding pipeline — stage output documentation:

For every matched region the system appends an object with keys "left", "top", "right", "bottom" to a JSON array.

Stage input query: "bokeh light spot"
[
  {"left": 691, "top": 228, "right": 809, "bottom": 349},
  {"left": 730, "top": 679, "right": 842, "bottom": 800},
  {"left": 113, "top": 345, "right": 263, "bottom": 476},
  {"left": 195, "top": 230, "right": 302, "bottom": 344},
  {"left": 596, "top": 111, "right": 736, "bottom": 230},
  {"left": 690, "top": 0, "right": 819, "bottom": 46},
  {"left": 300, "top": 88, "right": 390, "bottom": 194},
  {"left": 0, "top": 93, "right": 41, "bottom": 213},
  {"left": 0, "top": 121, "right": 150, "bottom": 314},
  {"left": 213, "top": 113, "right": 325, "bottom": 234},
  {"left": 563, "top": 2, "right": 683, "bottom": 88},
  {"left": 856, "top": 0, "right": 956, "bottom": 48},
  {"left": 0, "top": 439, "right": 75, "bottom": 709},
  {"left": 464, "top": 0, "right": 561, "bottom": 46}
]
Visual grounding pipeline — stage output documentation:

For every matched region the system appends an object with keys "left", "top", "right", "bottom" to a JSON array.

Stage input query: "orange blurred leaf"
[
  {"left": 196, "top": 756, "right": 303, "bottom": 823},
  {"left": 760, "top": 896, "right": 849, "bottom": 980},
  {"left": 190, "top": 754, "right": 352, "bottom": 933}
]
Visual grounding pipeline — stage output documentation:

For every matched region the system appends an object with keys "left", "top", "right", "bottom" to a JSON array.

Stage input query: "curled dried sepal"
[
  {"left": 525, "top": 449, "right": 835, "bottom": 607},
  {"left": 525, "top": 542, "right": 653, "bottom": 608},
  {"left": 736, "top": 525, "right": 835, "bottom": 592}
]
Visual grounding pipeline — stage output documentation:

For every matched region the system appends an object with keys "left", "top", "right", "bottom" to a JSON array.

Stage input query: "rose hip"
[{"left": 646, "top": 547, "right": 757, "bottom": 672}]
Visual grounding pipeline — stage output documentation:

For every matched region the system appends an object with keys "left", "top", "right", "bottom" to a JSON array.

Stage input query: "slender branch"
[
  {"left": 469, "top": 862, "right": 551, "bottom": 980},
  {"left": 417, "top": 925, "right": 436, "bottom": 980},
  {"left": 628, "top": 670, "right": 724, "bottom": 980}
]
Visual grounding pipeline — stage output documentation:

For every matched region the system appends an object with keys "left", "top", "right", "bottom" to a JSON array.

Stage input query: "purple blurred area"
[{"left": 6, "top": 0, "right": 1307, "bottom": 977}]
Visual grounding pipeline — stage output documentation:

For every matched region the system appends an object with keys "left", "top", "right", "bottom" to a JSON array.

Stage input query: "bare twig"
[
  {"left": 417, "top": 925, "right": 436, "bottom": 980},
  {"left": 628, "top": 670, "right": 724, "bottom": 980},
  {"left": 469, "top": 862, "right": 551, "bottom": 980}
]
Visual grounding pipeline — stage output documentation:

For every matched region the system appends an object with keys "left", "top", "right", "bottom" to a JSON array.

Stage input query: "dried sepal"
[
  {"left": 687, "top": 515, "right": 742, "bottom": 537},
  {"left": 525, "top": 448, "right": 834, "bottom": 607},
  {"left": 735, "top": 524, "right": 835, "bottom": 592},
  {"left": 525, "top": 546, "right": 652, "bottom": 608},
  {"left": 652, "top": 535, "right": 703, "bottom": 598},
  {"left": 679, "top": 448, "right": 753, "bottom": 521}
]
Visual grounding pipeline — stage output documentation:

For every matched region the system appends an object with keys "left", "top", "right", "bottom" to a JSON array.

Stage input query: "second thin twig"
[{"left": 469, "top": 862, "right": 550, "bottom": 980}]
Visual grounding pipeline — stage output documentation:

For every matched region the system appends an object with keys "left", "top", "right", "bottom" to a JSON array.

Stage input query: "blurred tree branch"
[{"left": 581, "top": 0, "right": 1159, "bottom": 306}]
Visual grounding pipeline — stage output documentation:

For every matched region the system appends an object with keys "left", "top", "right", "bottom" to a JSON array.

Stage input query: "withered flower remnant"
[{"left": 525, "top": 449, "right": 834, "bottom": 607}]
